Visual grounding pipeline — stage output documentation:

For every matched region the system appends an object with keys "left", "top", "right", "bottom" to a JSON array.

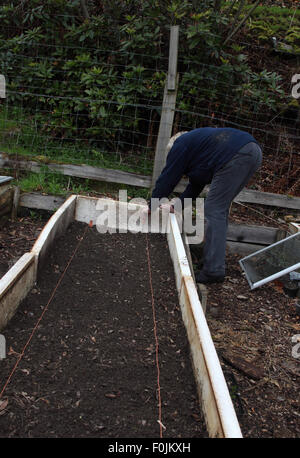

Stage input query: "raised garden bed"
[
  {"left": 0, "top": 195, "right": 241, "bottom": 438},
  {"left": 3, "top": 193, "right": 299, "bottom": 438},
  {"left": 0, "top": 223, "right": 207, "bottom": 438}
]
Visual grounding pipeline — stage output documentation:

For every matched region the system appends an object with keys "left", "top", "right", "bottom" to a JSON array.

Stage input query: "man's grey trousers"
[{"left": 203, "top": 142, "right": 262, "bottom": 276}]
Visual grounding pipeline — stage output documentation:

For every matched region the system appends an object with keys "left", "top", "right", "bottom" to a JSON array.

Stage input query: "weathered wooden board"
[
  {"left": 0, "top": 153, "right": 152, "bottom": 188},
  {"left": 0, "top": 184, "right": 13, "bottom": 217},
  {"left": 152, "top": 25, "right": 179, "bottom": 187},
  {"left": 0, "top": 252, "right": 36, "bottom": 331},
  {"left": 1, "top": 152, "right": 300, "bottom": 210},
  {"left": 167, "top": 214, "right": 242, "bottom": 438},
  {"left": 151, "top": 76, "right": 179, "bottom": 187},
  {"left": 227, "top": 224, "right": 280, "bottom": 245},
  {"left": 19, "top": 192, "right": 65, "bottom": 211},
  {"left": 32, "top": 195, "right": 76, "bottom": 272},
  {"left": 233, "top": 188, "right": 300, "bottom": 210},
  {"left": 226, "top": 241, "right": 266, "bottom": 255}
]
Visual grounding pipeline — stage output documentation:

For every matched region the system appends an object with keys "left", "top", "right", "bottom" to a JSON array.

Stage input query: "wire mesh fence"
[
  {"left": 174, "top": 30, "right": 300, "bottom": 196},
  {"left": 0, "top": 2, "right": 299, "bottom": 196},
  {"left": 0, "top": 44, "right": 168, "bottom": 175}
]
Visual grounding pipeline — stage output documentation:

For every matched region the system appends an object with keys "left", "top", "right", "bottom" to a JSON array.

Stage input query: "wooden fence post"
[{"left": 151, "top": 25, "right": 179, "bottom": 189}]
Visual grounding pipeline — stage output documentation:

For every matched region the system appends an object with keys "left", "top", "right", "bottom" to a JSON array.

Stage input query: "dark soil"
[
  {"left": 0, "top": 222, "right": 206, "bottom": 438},
  {"left": 230, "top": 201, "right": 299, "bottom": 230},
  {"left": 201, "top": 252, "right": 300, "bottom": 438},
  {"left": 0, "top": 204, "right": 299, "bottom": 438},
  {"left": 0, "top": 214, "right": 46, "bottom": 278},
  {"left": 189, "top": 200, "right": 300, "bottom": 438}
]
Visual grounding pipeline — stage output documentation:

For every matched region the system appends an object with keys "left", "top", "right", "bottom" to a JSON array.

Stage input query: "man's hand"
[
  {"left": 159, "top": 203, "right": 175, "bottom": 213},
  {"left": 147, "top": 204, "right": 174, "bottom": 214}
]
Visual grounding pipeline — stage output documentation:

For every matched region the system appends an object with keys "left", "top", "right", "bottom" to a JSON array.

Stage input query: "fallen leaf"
[
  {"left": 269, "top": 378, "right": 281, "bottom": 388},
  {"left": 36, "top": 398, "right": 50, "bottom": 405},
  {"left": 21, "top": 368, "right": 30, "bottom": 375},
  {"left": 105, "top": 391, "right": 121, "bottom": 399},
  {"left": 286, "top": 323, "right": 300, "bottom": 332},
  {"left": 8, "top": 346, "right": 21, "bottom": 357},
  {"left": 0, "top": 398, "right": 8, "bottom": 411},
  {"left": 191, "top": 413, "right": 202, "bottom": 422}
]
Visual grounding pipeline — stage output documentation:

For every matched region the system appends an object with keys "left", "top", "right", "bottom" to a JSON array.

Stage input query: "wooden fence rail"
[{"left": 1, "top": 152, "right": 300, "bottom": 211}]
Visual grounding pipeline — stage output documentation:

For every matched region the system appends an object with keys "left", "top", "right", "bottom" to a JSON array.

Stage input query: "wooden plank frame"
[
  {"left": 0, "top": 153, "right": 152, "bottom": 189},
  {"left": 0, "top": 253, "right": 36, "bottom": 331},
  {"left": 2, "top": 153, "right": 300, "bottom": 211},
  {"left": 167, "top": 213, "right": 242, "bottom": 438},
  {"left": 0, "top": 195, "right": 242, "bottom": 438},
  {"left": 0, "top": 195, "right": 77, "bottom": 330},
  {"left": 32, "top": 195, "right": 76, "bottom": 271}
]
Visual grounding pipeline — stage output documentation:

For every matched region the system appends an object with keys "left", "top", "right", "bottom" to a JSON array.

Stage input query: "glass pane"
[{"left": 239, "top": 232, "right": 300, "bottom": 289}]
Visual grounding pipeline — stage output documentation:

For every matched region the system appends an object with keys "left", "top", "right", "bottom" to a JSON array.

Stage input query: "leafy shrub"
[{"left": 0, "top": 0, "right": 294, "bottom": 173}]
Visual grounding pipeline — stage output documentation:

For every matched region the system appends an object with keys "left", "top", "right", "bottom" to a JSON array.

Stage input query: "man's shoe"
[{"left": 195, "top": 270, "right": 225, "bottom": 284}]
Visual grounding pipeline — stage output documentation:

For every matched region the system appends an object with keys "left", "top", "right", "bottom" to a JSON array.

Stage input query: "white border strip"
[
  {"left": 0, "top": 195, "right": 76, "bottom": 330},
  {"left": 167, "top": 214, "right": 242, "bottom": 438},
  {"left": 32, "top": 194, "right": 76, "bottom": 269},
  {"left": 0, "top": 252, "right": 36, "bottom": 331}
]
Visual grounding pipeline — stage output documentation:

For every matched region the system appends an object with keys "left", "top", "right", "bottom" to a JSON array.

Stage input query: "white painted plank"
[
  {"left": 181, "top": 276, "right": 242, "bottom": 438},
  {"left": 0, "top": 176, "right": 13, "bottom": 185},
  {"left": 75, "top": 195, "right": 173, "bottom": 235},
  {"left": 167, "top": 214, "right": 191, "bottom": 292},
  {"left": 32, "top": 195, "right": 76, "bottom": 269},
  {"left": 0, "top": 252, "right": 36, "bottom": 331},
  {"left": 167, "top": 213, "right": 242, "bottom": 437}
]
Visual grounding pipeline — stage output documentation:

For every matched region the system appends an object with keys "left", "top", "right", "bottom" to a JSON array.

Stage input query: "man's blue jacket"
[{"left": 151, "top": 127, "right": 260, "bottom": 207}]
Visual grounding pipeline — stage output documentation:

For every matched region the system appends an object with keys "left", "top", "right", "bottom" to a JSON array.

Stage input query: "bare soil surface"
[
  {"left": 0, "top": 209, "right": 51, "bottom": 279},
  {"left": 0, "top": 222, "right": 206, "bottom": 438},
  {"left": 195, "top": 251, "right": 300, "bottom": 438},
  {"left": 230, "top": 201, "right": 300, "bottom": 230},
  {"left": 0, "top": 205, "right": 299, "bottom": 438}
]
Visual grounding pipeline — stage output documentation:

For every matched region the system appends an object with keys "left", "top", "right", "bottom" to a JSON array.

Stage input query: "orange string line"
[
  {"left": 0, "top": 224, "right": 89, "bottom": 399},
  {"left": 145, "top": 233, "right": 163, "bottom": 438}
]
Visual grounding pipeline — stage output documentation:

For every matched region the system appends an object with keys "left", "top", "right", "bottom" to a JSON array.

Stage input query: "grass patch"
[
  {"left": 12, "top": 167, "right": 152, "bottom": 201},
  {"left": 16, "top": 168, "right": 92, "bottom": 196},
  {"left": 0, "top": 106, "right": 154, "bottom": 176}
]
